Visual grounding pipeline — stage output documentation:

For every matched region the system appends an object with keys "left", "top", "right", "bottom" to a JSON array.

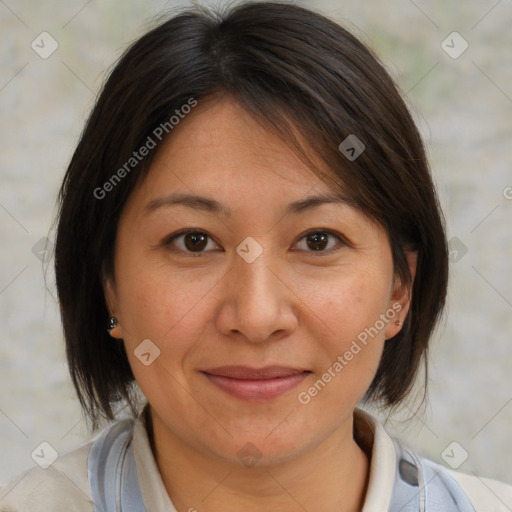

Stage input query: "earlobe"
[
  {"left": 107, "top": 316, "right": 123, "bottom": 339},
  {"left": 103, "top": 277, "right": 123, "bottom": 339},
  {"left": 385, "top": 248, "right": 418, "bottom": 340}
]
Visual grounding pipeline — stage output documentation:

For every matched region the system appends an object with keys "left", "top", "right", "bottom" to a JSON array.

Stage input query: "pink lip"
[{"left": 201, "top": 366, "right": 311, "bottom": 401}]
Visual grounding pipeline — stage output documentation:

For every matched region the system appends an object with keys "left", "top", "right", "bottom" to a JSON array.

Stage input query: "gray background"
[{"left": 1, "top": 0, "right": 511, "bottom": 487}]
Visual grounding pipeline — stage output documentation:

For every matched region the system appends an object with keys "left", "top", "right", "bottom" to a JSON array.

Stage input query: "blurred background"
[{"left": 1, "top": 0, "right": 511, "bottom": 487}]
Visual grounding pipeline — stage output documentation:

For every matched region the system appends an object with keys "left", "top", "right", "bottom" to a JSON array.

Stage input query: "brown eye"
[
  {"left": 165, "top": 230, "right": 220, "bottom": 255},
  {"left": 294, "top": 230, "right": 345, "bottom": 254},
  {"left": 183, "top": 232, "right": 208, "bottom": 251},
  {"left": 306, "top": 232, "right": 329, "bottom": 251}
]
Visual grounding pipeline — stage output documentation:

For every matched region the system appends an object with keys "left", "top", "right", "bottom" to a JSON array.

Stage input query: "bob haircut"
[{"left": 54, "top": 1, "right": 448, "bottom": 426}]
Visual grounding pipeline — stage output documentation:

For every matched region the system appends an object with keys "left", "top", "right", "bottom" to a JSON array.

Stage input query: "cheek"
[
  {"left": 302, "top": 269, "right": 390, "bottom": 395},
  {"left": 307, "top": 267, "right": 391, "bottom": 343},
  {"left": 115, "top": 252, "right": 220, "bottom": 354},
  {"left": 115, "top": 264, "right": 211, "bottom": 405}
]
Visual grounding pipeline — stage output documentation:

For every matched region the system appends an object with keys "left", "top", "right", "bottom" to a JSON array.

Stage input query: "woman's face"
[{"left": 106, "top": 96, "right": 414, "bottom": 466}]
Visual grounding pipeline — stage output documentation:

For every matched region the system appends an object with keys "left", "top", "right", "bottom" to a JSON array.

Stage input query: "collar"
[
  {"left": 353, "top": 407, "right": 397, "bottom": 511},
  {"left": 131, "top": 406, "right": 397, "bottom": 511}
]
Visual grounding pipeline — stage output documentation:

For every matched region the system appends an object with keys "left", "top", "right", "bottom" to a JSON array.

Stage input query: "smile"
[{"left": 200, "top": 366, "right": 312, "bottom": 401}]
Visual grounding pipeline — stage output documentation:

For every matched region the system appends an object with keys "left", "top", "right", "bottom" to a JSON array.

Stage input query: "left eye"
[{"left": 293, "top": 230, "right": 344, "bottom": 254}]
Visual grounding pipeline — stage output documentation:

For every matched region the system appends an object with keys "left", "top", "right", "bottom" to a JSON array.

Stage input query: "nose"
[{"left": 215, "top": 248, "right": 298, "bottom": 344}]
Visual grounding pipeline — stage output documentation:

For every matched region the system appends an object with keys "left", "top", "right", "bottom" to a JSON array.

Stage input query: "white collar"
[{"left": 353, "top": 407, "right": 397, "bottom": 511}]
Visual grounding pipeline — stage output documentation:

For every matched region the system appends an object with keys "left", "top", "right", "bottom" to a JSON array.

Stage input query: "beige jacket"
[{"left": 1, "top": 407, "right": 511, "bottom": 511}]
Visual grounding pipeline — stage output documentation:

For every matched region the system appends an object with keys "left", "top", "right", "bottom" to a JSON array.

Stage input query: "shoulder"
[
  {"left": 355, "top": 408, "right": 512, "bottom": 512},
  {"left": 0, "top": 440, "right": 93, "bottom": 512},
  {"left": 415, "top": 450, "right": 512, "bottom": 511},
  {"left": 407, "top": 446, "right": 512, "bottom": 511},
  {"left": 445, "top": 467, "right": 512, "bottom": 512}
]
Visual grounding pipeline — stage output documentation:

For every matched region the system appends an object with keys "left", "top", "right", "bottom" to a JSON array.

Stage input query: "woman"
[{"left": 1, "top": 2, "right": 511, "bottom": 511}]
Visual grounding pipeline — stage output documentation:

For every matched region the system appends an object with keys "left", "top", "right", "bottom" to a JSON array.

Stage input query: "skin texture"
[{"left": 105, "top": 96, "right": 417, "bottom": 512}]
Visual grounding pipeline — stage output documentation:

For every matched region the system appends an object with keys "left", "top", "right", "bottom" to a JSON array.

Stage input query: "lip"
[
  {"left": 200, "top": 366, "right": 311, "bottom": 401},
  {"left": 202, "top": 365, "right": 310, "bottom": 379}
]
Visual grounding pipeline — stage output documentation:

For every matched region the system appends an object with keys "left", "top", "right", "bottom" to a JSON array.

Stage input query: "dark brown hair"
[{"left": 54, "top": 1, "right": 448, "bottom": 426}]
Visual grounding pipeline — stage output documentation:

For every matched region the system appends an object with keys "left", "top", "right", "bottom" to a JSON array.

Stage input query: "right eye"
[{"left": 163, "top": 229, "right": 222, "bottom": 256}]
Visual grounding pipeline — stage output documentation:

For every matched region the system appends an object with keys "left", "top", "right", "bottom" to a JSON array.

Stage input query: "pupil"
[
  {"left": 307, "top": 233, "right": 328, "bottom": 251},
  {"left": 185, "top": 232, "right": 207, "bottom": 251}
]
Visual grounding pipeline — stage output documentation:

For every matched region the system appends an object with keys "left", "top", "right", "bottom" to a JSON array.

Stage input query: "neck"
[{"left": 146, "top": 406, "right": 371, "bottom": 512}]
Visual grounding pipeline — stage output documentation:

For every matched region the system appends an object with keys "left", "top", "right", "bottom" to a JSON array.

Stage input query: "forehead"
[
  {"left": 115, "top": 96, "right": 387, "bottom": 250},
  {"left": 135, "top": 96, "right": 343, "bottom": 207}
]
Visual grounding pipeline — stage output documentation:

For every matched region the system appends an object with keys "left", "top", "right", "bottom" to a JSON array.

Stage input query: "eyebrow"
[{"left": 143, "top": 192, "right": 353, "bottom": 217}]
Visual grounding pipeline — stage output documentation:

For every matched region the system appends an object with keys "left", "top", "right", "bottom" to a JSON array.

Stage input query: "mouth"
[{"left": 200, "top": 366, "right": 312, "bottom": 401}]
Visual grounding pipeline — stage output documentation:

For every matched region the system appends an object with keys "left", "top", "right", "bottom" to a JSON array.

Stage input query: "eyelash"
[{"left": 162, "top": 229, "right": 349, "bottom": 257}]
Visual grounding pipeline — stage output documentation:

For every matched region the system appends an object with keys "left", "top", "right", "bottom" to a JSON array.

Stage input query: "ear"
[
  {"left": 384, "top": 249, "right": 418, "bottom": 340},
  {"left": 104, "top": 276, "right": 124, "bottom": 339}
]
